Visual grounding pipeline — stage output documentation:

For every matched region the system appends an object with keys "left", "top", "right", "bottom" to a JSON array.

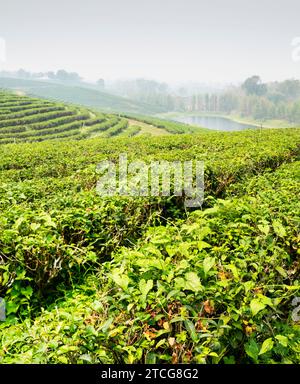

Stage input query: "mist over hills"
[{"left": 0, "top": 76, "right": 167, "bottom": 115}]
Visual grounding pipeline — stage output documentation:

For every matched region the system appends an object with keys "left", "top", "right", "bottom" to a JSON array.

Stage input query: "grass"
[{"left": 127, "top": 118, "right": 170, "bottom": 136}]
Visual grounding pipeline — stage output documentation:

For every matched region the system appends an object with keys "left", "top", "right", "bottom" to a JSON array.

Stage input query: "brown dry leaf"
[
  {"left": 245, "top": 325, "right": 255, "bottom": 335},
  {"left": 125, "top": 319, "right": 134, "bottom": 326},
  {"left": 184, "top": 350, "right": 192, "bottom": 362},
  {"left": 204, "top": 300, "right": 214, "bottom": 314},
  {"left": 158, "top": 318, "right": 164, "bottom": 327},
  {"left": 289, "top": 261, "right": 299, "bottom": 275},
  {"left": 172, "top": 352, "right": 178, "bottom": 364},
  {"left": 163, "top": 321, "right": 171, "bottom": 331},
  {"left": 168, "top": 337, "right": 176, "bottom": 347},
  {"left": 84, "top": 312, "right": 99, "bottom": 325},
  {"left": 195, "top": 319, "right": 207, "bottom": 332},
  {"left": 144, "top": 329, "right": 157, "bottom": 340},
  {"left": 218, "top": 271, "right": 228, "bottom": 281},
  {"left": 150, "top": 311, "right": 157, "bottom": 318}
]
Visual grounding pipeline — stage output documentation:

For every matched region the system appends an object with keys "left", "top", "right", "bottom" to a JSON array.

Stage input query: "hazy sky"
[{"left": 1, "top": 0, "right": 300, "bottom": 83}]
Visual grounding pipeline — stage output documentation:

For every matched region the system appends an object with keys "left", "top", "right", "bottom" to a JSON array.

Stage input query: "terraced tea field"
[{"left": 0, "top": 91, "right": 134, "bottom": 144}]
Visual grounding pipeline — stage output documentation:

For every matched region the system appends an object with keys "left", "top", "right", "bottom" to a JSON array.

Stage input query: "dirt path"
[
  {"left": 88, "top": 110, "right": 97, "bottom": 118},
  {"left": 127, "top": 119, "right": 170, "bottom": 136}
]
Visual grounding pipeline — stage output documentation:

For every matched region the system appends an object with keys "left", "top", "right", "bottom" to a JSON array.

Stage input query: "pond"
[{"left": 173, "top": 115, "right": 258, "bottom": 131}]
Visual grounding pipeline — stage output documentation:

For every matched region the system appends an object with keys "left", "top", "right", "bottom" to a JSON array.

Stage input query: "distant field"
[{"left": 0, "top": 77, "right": 166, "bottom": 115}]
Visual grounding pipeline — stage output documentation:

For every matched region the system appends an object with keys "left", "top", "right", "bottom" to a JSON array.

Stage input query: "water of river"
[{"left": 173, "top": 115, "right": 258, "bottom": 131}]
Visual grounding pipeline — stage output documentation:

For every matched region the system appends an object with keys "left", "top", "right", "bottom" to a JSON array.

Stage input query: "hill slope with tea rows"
[
  {"left": 0, "top": 91, "right": 204, "bottom": 143},
  {"left": 0, "top": 91, "right": 134, "bottom": 144},
  {"left": 0, "top": 126, "right": 299, "bottom": 364}
]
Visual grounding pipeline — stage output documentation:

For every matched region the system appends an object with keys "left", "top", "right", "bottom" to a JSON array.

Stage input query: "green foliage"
[
  {"left": 118, "top": 125, "right": 141, "bottom": 137},
  {"left": 0, "top": 112, "right": 299, "bottom": 364},
  {"left": 242, "top": 76, "right": 267, "bottom": 96},
  {"left": 1, "top": 162, "right": 299, "bottom": 363}
]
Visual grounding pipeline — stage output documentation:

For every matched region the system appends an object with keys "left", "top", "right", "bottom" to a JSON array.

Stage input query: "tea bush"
[{"left": 0, "top": 162, "right": 299, "bottom": 363}]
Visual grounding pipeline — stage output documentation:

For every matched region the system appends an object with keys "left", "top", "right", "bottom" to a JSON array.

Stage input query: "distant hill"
[{"left": 0, "top": 77, "right": 166, "bottom": 115}]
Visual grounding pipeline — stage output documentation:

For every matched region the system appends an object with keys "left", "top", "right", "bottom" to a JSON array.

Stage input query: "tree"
[
  {"left": 288, "top": 100, "right": 300, "bottom": 123},
  {"left": 277, "top": 79, "right": 300, "bottom": 100},
  {"left": 55, "top": 70, "right": 81, "bottom": 83},
  {"left": 219, "top": 92, "right": 239, "bottom": 113},
  {"left": 267, "top": 92, "right": 285, "bottom": 104},
  {"left": 242, "top": 76, "right": 267, "bottom": 96},
  {"left": 47, "top": 71, "right": 56, "bottom": 80}
]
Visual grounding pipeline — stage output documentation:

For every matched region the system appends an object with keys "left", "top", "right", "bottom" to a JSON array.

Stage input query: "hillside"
[
  {"left": 0, "top": 77, "right": 166, "bottom": 115},
  {"left": 0, "top": 91, "right": 208, "bottom": 144},
  {"left": 0, "top": 90, "right": 133, "bottom": 144}
]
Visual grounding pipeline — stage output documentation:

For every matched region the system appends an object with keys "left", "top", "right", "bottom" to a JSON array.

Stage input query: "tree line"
[{"left": 182, "top": 76, "right": 300, "bottom": 123}]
